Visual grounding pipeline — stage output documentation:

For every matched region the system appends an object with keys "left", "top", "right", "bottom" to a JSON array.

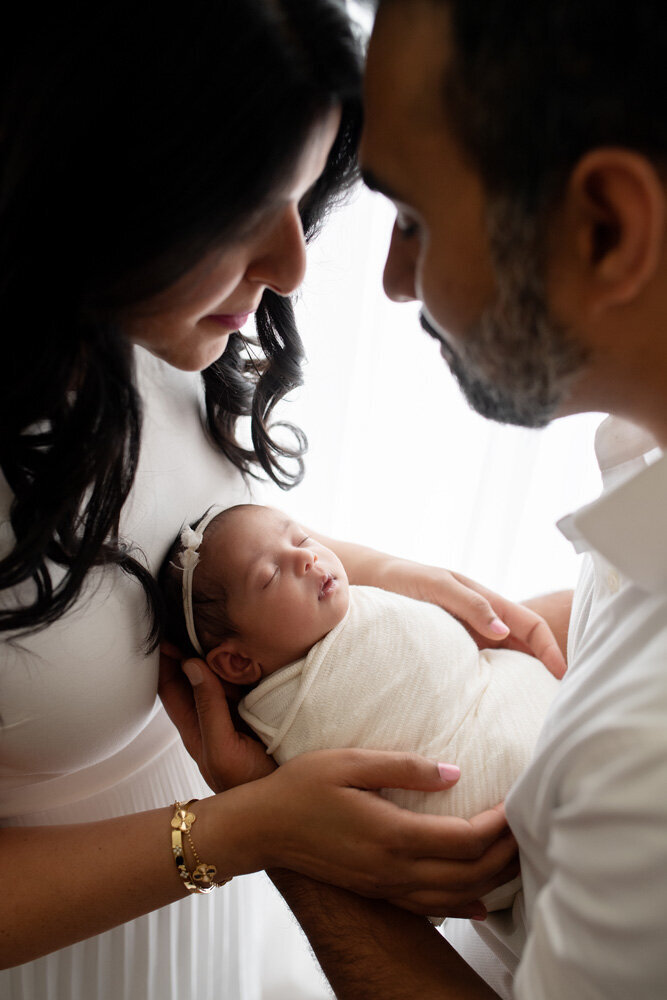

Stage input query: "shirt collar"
[{"left": 558, "top": 417, "right": 667, "bottom": 592}]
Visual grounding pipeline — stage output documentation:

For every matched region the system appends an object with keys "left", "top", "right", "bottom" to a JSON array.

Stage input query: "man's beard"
[{"left": 422, "top": 196, "right": 589, "bottom": 428}]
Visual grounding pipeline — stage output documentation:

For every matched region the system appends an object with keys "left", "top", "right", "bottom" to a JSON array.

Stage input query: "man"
[{"left": 272, "top": 1, "right": 667, "bottom": 996}]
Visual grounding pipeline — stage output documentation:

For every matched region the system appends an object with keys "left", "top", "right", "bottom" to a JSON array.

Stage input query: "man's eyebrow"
[{"left": 361, "top": 167, "right": 406, "bottom": 205}]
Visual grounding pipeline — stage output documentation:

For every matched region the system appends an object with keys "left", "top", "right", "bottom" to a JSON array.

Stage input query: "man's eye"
[{"left": 395, "top": 211, "right": 420, "bottom": 240}]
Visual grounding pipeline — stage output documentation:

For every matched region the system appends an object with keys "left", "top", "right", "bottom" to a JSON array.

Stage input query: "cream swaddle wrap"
[{"left": 239, "top": 585, "right": 559, "bottom": 910}]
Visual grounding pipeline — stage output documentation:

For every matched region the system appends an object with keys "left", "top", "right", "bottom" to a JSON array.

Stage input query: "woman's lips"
[
  {"left": 205, "top": 312, "right": 251, "bottom": 330},
  {"left": 319, "top": 574, "right": 336, "bottom": 600}
]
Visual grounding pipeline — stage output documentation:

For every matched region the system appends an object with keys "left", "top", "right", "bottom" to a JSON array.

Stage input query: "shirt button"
[{"left": 607, "top": 570, "right": 620, "bottom": 593}]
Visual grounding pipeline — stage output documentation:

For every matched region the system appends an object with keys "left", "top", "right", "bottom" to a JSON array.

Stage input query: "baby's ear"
[{"left": 206, "top": 643, "right": 262, "bottom": 685}]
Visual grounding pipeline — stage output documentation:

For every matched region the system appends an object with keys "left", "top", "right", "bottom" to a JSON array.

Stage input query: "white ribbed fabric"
[
  {"left": 0, "top": 348, "right": 270, "bottom": 1000},
  {"left": 0, "top": 734, "right": 266, "bottom": 1000},
  {"left": 239, "top": 585, "right": 559, "bottom": 913}
]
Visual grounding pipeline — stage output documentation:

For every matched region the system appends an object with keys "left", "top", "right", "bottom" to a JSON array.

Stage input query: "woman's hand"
[
  {"left": 394, "top": 563, "right": 568, "bottom": 679},
  {"left": 250, "top": 749, "right": 519, "bottom": 918},
  {"left": 159, "top": 642, "right": 275, "bottom": 791},
  {"left": 159, "top": 646, "right": 518, "bottom": 917}
]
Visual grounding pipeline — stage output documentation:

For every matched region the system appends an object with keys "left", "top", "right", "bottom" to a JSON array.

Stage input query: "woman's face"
[{"left": 125, "top": 108, "right": 342, "bottom": 372}]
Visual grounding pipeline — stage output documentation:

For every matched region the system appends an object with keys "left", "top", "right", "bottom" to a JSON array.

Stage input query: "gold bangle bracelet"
[{"left": 170, "top": 799, "right": 232, "bottom": 894}]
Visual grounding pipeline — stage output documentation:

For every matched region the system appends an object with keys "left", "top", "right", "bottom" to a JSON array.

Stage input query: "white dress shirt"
[{"left": 505, "top": 416, "right": 667, "bottom": 998}]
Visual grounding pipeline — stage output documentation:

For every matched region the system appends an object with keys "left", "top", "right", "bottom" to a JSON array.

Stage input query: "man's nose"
[
  {"left": 246, "top": 203, "right": 307, "bottom": 297},
  {"left": 383, "top": 222, "right": 418, "bottom": 302}
]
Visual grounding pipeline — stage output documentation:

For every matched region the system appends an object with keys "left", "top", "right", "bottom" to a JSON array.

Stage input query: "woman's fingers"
[
  {"left": 432, "top": 576, "right": 511, "bottom": 641},
  {"left": 451, "top": 572, "right": 567, "bottom": 679},
  {"left": 158, "top": 647, "right": 203, "bottom": 761},
  {"left": 494, "top": 630, "right": 565, "bottom": 679},
  {"left": 343, "top": 749, "right": 461, "bottom": 794},
  {"left": 389, "top": 855, "right": 521, "bottom": 917},
  {"left": 258, "top": 749, "right": 517, "bottom": 912},
  {"left": 159, "top": 648, "right": 274, "bottom": 790},
  {"left": 183, "top": 657, "right": 275, "bottom": 789},
  {"left": 335, "top": 750, "right": 509, "bottom": 859}
]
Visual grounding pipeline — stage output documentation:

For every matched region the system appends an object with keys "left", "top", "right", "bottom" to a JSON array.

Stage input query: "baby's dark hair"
[{"left": 159, "top": 505, "right": 251, "bottom": 658}]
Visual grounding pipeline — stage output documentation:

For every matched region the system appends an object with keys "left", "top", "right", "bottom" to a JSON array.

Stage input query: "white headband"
[{"left": 179, "top": 505, "right": 225, "bottom": 657}]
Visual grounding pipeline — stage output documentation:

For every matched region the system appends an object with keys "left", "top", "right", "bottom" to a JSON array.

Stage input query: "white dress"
[{"left": 0, "top": 348, "right": 267, "bottom": 1000}]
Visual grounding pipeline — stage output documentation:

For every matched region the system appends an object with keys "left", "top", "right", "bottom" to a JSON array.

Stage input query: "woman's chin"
[{"left": 142, "top": 333, "right": 231, "bottom": 372}]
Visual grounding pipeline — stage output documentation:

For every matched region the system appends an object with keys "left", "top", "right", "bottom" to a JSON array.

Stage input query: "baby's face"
[{"left": 203, "top": 506, "right": 350, "bottom": 673}]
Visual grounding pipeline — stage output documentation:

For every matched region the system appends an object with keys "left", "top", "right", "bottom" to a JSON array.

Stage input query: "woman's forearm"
[
  {"left": 307, "top": 528, "right": 397, "bottom": 585},
  {"left": 0, "top": 788, "right": 262, "bottom": 969},
  {"left": 271, "top": 870, "right": 500, "bottom": 1000}
]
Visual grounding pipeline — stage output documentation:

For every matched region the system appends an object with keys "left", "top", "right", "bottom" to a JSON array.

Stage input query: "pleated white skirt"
[{"left": 0, "top": 735, "right": 268, "bottom": 1000}]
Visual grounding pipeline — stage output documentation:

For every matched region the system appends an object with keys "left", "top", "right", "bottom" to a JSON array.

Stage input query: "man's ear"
[
  {"left": 568, "top": 148, "right": 666, "bottom": 316},
  {"left": 206, "top": 641, "right": 262, "bottom": 685}
]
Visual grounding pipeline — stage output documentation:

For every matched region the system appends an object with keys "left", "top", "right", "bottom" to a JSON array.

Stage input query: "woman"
[{"left": 0, "top": 2, "right": 563, "bottom": 997}]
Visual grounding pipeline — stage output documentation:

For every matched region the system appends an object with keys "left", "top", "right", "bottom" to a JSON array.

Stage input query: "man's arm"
[{"left": 271, "top": 870, "right": 501, "bottom": 1000}]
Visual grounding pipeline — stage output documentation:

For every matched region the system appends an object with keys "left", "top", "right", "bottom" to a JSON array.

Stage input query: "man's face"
[{"left": 360, "top": 0, "right": 588, "bottom": 427}]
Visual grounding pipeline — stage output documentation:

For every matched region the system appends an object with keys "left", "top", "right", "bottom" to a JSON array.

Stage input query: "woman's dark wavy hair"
[{"left": 0, "top": 0, "right": 362, "bottom": 649}]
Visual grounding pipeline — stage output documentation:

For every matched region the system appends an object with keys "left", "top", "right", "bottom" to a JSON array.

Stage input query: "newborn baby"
[{"left": 160, "top": 503, "right": 559, "bottom": 912}]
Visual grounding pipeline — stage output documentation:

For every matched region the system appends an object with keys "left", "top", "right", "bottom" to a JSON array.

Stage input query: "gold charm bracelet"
[{"left": 170, "top": 799, "right": 232, "bottom": 894}]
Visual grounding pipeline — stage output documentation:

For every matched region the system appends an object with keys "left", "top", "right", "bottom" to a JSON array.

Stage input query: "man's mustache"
[
  {"left": 419, "top": 311, "right": 454, "bottom": 362},
  {"left": 419, "top": 311, "right": 440, "bottom": 339}
]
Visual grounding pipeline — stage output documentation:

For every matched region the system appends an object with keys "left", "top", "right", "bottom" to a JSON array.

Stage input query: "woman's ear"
[
  {"left": 568, "top": 148, "right": 666, "bottom": 316},
  {"left": 206, "top": 641, "right": 262, "bottom": 685}
]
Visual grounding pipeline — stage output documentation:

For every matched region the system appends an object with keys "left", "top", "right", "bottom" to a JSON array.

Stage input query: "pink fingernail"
[
  {"left": 438, "top": 763, "right": 461, "bottom": 783},
  {"left": 183, "top": 660, "right": 203, "bottom": 686},
  {"left": 489, "top": 617, "right": 510, "bottom": 636}
]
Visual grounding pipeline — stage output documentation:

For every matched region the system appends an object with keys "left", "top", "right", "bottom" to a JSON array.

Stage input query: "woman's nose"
[
  {"left": 382, "top": 222, "right": 418, "bottom": 302},
  {"left": 246, "top": 203, "right": 307, "bottom": 296}
]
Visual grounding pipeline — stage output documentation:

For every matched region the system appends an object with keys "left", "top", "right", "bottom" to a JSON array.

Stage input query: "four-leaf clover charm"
[{"left": 193, "top": 863, "right": 218, "bottom": 885}]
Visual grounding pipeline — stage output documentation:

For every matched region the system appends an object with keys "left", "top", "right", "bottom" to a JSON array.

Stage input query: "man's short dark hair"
[{"left": 382, "top": 0, "right": 667, "bottom": 213}]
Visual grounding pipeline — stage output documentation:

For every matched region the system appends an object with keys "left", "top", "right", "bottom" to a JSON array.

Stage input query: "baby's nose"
[{"left": 300, "top": 549, "right": 317, "bottom": 571}]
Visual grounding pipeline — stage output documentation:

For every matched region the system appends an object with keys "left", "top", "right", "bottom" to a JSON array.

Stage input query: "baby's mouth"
[{"left": 319, "top": 574, "right": 336, "bottom": 600}]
